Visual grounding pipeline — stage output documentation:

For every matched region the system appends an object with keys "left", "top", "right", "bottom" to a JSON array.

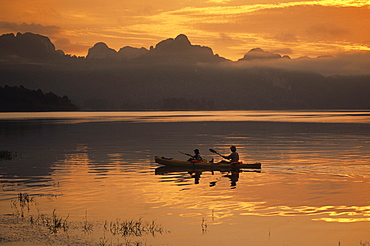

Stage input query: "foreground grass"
[
  {"left": 3, "top": 193, "right": 370, "bottom": 245},
  {"left": 0, "top": 192, "right": 168, "bottom": 246}
]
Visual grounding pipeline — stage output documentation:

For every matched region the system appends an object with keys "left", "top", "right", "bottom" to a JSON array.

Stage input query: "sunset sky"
[{"left": 0, "top": 0, "right": 369, "bottom": 60}]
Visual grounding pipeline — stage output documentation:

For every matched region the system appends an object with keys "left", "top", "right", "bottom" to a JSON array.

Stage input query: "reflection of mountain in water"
[{"left": 1, "top": 116, "right": 370, "bottom": 189}]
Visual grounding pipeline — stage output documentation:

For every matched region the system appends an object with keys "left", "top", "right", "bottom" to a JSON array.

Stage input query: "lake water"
[{"left": 1, "top": 110, "right": 370, "bottom": 245}]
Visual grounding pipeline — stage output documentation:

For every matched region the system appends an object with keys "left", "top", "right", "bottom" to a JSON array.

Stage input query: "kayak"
[
  {"left": 155, "top": 156, "right": 262, "bottom": 169},
  {"left": 155, "top": 165, "right": 261, "bottom": 175}
]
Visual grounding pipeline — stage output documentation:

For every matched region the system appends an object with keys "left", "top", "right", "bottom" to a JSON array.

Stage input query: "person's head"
[
  {"left": 230, "top": 146, "right": 236, "bottom": 152},
  {"left": 194, "top": 149, "right": 200, "bottom": 154}
]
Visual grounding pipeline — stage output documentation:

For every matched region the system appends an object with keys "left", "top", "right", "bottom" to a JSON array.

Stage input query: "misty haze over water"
[{"left": 1, "top": 33, "right": 370, "bottom": 111}]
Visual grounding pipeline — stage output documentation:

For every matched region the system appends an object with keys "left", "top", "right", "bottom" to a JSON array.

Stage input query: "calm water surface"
[{"left": 1, "top": 110, "right": 370, "bottom": 245}]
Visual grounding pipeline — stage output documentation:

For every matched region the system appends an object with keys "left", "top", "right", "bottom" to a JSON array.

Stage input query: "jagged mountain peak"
[
  {"left": 0, "top": 32, "right": 61, "bottom": 60},
  {"left": 155, "top": 34, "right": 192, "bottom": 51},
  {"left": 174, "top": 34, "right": 191, "bottom": 45},
  {"left": 239, "top": 47, "right": 291, "bottom": 61},
  {"left": 86, "top": 42, "right": 117, "bottom": 59}
]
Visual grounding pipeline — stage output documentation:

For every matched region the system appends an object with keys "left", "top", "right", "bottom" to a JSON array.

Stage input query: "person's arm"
[{"left": 222, "top": 154, "right": 231, "bottom": 160}]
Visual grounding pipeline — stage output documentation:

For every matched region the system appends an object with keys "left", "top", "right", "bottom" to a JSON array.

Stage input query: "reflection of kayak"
[{"left": 155, "top": 156, "right": 262, "bottom": 169}]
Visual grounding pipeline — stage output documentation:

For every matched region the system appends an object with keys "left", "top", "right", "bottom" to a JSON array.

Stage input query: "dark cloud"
[
  {"left": 0, "top": 22, "right": 61, "bottom": 35},
  {"left": 306, "top": 23, "right": 349, "bottom": 40},
  {"left": 53, "top": 38, "right": 90, "bottom": 55},
  {"left": 272, "top": 48, "right": 293, "bottom": 55},
  {"left": 218, "top": 33, "right": 241, "bottom": 46},
  {"left": 273, "top": 32, "right": 299, "bottom": 43}
]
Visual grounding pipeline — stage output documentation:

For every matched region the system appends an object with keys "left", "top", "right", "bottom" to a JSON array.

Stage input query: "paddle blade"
[{"left": 209, "top": 148, "right": 224, "bottom": 157}]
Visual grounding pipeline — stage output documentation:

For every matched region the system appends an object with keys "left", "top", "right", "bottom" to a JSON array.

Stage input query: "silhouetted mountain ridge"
[
  {"left": 0, "top": 32, "right": 296, "bottom": 64},
  {"left": 85, "top": 34, "right": 226, "bottom": 63},
  {"left": 143, "top": 34, "right": 225, "bottom": 63},
  {"left": 0, "top": 32, "right": 64, "bottom": 62},
  {"left": 0, "top": 32, "right": 306, "bottom": 64},
  {"left": 86, "top": 42, "right": 117, "bottom": 59},
  {"left": 118, "top": 46, "right": 148, "bottom": 60},
  {"left": 239, "top": 48, "right": 291, "bottom": 61},
  {"left": 0, "top": 32, "right": 369, "bottom": 111}
]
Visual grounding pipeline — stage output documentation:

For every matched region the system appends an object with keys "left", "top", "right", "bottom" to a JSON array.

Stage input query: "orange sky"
[{"left": 0, "top": 0, "right": 369, "bottom": 60}]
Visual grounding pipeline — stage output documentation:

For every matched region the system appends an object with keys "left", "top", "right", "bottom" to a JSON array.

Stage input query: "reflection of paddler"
[
  {"left": 227, "top": 165, "right": 241, "bottom": 187},
  {"left": 229, "top": 171, "right": 240, "bottom": 187},
  {"left": 209, "top": 177, "right": 221, "bottom": 187},
  {"left": 188, "top": 171, "right": 202, "bottom": 184}
]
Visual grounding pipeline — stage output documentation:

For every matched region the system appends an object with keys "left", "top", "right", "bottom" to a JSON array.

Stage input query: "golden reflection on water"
[
  {"left": 239, "top": 204, "right": 370, "bottom": 223},
  {"left": 2, "top": 111, "right": 370, "bottom": 245},
  {"left": 34, "top": 145, "right": 370, "bottom": 228},
  {"left": 1, "top": 110, "right": 370, "bottom": 123}
]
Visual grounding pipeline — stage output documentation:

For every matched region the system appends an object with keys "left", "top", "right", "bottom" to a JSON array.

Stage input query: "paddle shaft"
[
  {"left": 209, "top": 149, "right": 225, "bottom": 158},
  {"left": 178, "top": 151, "right": 193, "bottom": 157}
]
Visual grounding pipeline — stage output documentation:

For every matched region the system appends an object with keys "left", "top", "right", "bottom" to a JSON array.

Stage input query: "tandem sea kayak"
[{"left": 154, "top": 156, "right": 262, "bottom": 169}]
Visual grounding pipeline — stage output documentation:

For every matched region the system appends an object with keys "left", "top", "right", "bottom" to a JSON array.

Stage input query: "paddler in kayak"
[
  {"left": 188, "top": 149, "right": 203, "bottom": 161},
  {"left": 221, "top": 146, "right": 239, "bottom": 163}
]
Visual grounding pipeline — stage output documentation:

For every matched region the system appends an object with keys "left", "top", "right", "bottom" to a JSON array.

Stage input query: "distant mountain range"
[
  {"left": 0, "top": 32, "right": 369, "bottom": 111},
  {"left": 0, "top": 32, "right": 290, "bottom": 64},
  {"left": 0, "top": 32, "right": 64, "bottom": 61}
]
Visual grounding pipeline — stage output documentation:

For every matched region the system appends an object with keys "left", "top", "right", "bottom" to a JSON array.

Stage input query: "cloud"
[
  {"left": 53, "top": 38, "right": 90, "bottom": 55},
  {"left": 306, "top": 23, "right": 349, "bottom": 38},
  {"left": 0, "top": 21, "right": 61, "bottom": 35},
  {"left": 207, "top": 0, "right": 232, "bottom": 3},
  {"left": 1, "top": 0, "right": 368, "bottom": 61},
  {"left": 272, "top": 48, "right": 294, "bottom": 55},
  {"left": 152, "top": 1, "right": 370, "bottom": 59},
  {"left": 166, "top": 0, "right": 370, "bottom": 18}
]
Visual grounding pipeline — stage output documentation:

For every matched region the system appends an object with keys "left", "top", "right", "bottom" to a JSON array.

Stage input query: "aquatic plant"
[
  {"left": 104, "top": 218, "right": 165, "bottom": 237},
  {"left": 31, "top": 209, "right": 69, "bottom": 234},
  {"left": 0, "top": 150, "right": 18, "bottom": 160},
  {"left": 82, "top": 210, "right": 94, "bottom": 234},
  {"left": 124, "top": 240, "right": 144, "bottom": 246},
  {"left": 98, "top": 235, "right": 145, "bottom": 246},
  {"left": 98, "top": 234, "right": 109, "bottom": 246},
  {"left": 11, "top": 193, "right": 69, "bottom": 233},
  {"left": 11, "top": 192, "right": 35, "bottom": 218},
  {"left": 201, "top": 217, "right": 208, "bottom": 234},
  {"left": 6, "top": 193, "right": 168, "bottom": 245}
]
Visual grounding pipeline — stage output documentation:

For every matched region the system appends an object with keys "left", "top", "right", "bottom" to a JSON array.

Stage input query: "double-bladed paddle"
[
  {"left": 209, "top": 148, "right": 224, "bottom": 158},
  {"left": 178, "top": 151, "right": 193, "bottom": 157}
]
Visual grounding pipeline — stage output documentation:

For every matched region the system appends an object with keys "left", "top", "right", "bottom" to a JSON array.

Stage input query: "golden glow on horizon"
[
  {"left": 0, "top": 0, "right": 369, "bottom": 60},
  {"left": 1, "top": 110, "right": 370, "bottom": 124},
  {"left": 167, "top": 0, "right": 370, "bottom": 16}
]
